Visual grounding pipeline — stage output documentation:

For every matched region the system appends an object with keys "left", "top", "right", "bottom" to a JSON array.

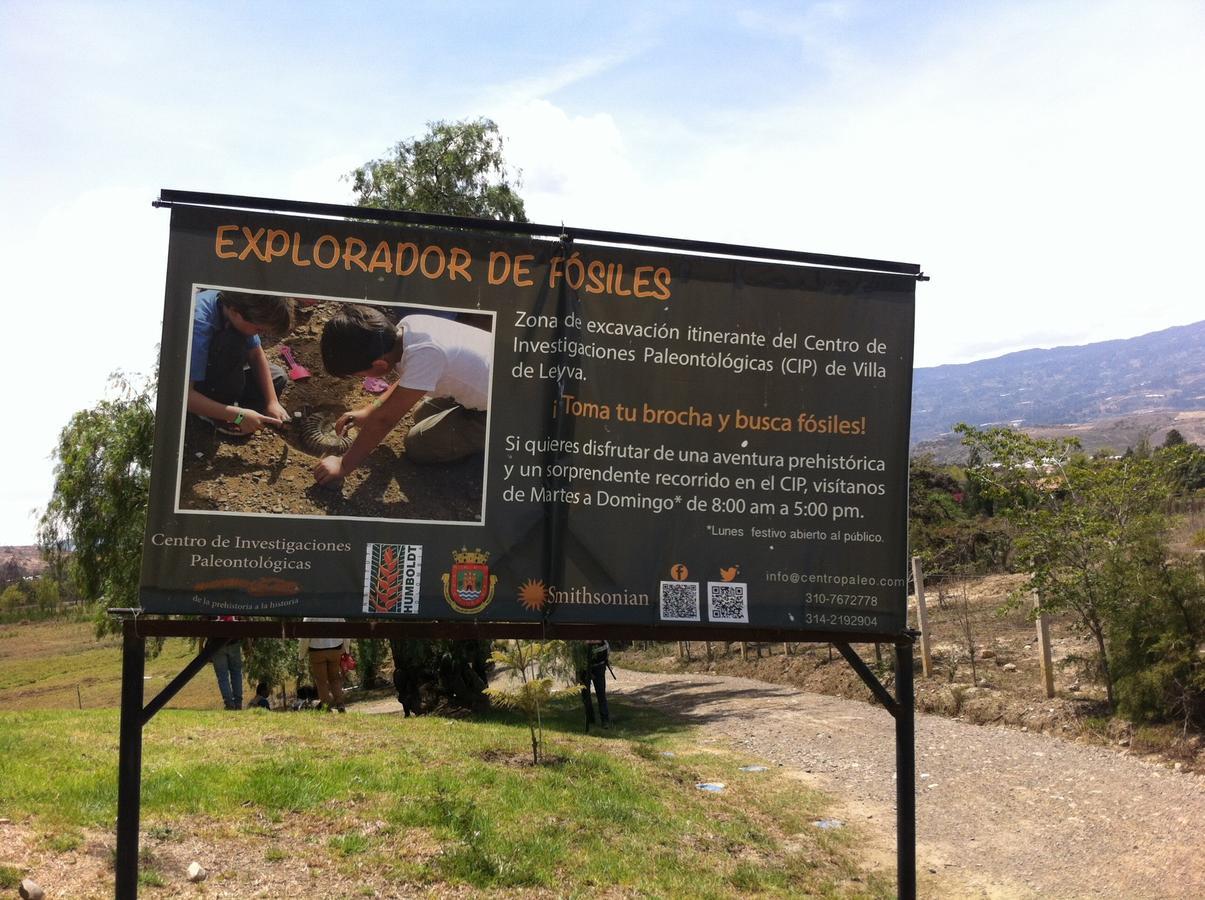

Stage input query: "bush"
[
  {"left": 0, "top": 583, "right": 27, "bottom": 610},
  {"left": 244, "top": 637, "right": 307, "bottom": 702},
  {"left": 352, "top": 637, "right": 389, "bottom": 689},
  {"left": 33, "top": 576, "right": 61, "bottom": 611},
  {"left": 1111, "top": 561, "right": 1205, "bottom": 729}
]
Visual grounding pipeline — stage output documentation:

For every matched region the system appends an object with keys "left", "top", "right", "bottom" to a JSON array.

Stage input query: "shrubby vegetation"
[
  {"left": 484, "top": 640, "right": 574, "bottom": 764},
  {"left": 910, "top": 426, "right": 1205, "bottom": 726},
  {"left": 0, "top": 575, "right": 83, "bottom": 624},
  {"left": 38, "top": 372, "right": 154, "bottom": 637}
]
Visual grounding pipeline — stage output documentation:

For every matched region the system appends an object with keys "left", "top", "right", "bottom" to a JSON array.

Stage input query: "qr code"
[
  {"left": 707, "top": 582, "right": 748, "bottom": 623},
  {"left": 659, "top": 581, "right": 700, "bottom": 621}
]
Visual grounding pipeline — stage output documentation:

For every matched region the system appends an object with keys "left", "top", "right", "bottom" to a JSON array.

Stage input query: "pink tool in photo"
[{"left": 280, "top": 345, "right": 312, "bottom": 381}]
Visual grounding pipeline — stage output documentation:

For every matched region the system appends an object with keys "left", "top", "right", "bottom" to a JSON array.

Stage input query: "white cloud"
[
  {"left": 0, "top": 186, "right": 165, "bottom": 543},
  {"left": 501, "top": 1, "right": 1205, "bottom": 366},
  {"left": 284, "top": 153, "right": 365, "bottom": 207},
  {"left": 490, "top": 47, "right": 653, "bottom": 106},
  {"left": 495, "top": 100, "right": 640, "bottom": 229}
]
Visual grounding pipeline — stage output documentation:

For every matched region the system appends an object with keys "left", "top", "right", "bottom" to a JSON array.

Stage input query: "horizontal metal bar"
[
  {"left": 835, "top": 642, "right": 900, "bottom": 717},
  {"left": 118, "top": 615, "right": 904, "bottom": 645},
  {"left": 155, "top": 188, "right": 924, "bottom": 278}
]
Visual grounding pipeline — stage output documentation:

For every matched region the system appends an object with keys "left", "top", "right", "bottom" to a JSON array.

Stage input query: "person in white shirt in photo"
[{"left": 313, "top": 305, "right": 491, "bottom": 486}]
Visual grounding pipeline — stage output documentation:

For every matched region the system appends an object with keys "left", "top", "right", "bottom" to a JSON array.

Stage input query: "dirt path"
[{"left": 605, "top": 668, "right": 1205, "bottom": 899}]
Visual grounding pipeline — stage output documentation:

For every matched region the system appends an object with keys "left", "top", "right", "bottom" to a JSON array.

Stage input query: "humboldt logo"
[
  {"left": 441, "top": 548, "right": 497, "bottom": 615},
  {"left": 363, "top": 544, "right": 422, "bottom": 614}
]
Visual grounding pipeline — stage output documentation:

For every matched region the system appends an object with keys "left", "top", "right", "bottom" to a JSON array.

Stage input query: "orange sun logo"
[{"left": 517, "top": 579, "right": 548, "bottom": 611}]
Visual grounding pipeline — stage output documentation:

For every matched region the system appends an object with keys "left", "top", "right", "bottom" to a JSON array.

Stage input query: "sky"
[{"left": 1, "top": 0, "right": 1202, "bottom": 544}]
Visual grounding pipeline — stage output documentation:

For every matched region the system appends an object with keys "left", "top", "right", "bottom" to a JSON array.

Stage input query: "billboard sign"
[{"left": 140, "top": 203, "right": 915, "bottom": 636}]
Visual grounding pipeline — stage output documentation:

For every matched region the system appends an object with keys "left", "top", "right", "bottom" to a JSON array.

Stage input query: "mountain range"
[{"left": 910, "top": 320, "right": 1205, "bottom": 459}]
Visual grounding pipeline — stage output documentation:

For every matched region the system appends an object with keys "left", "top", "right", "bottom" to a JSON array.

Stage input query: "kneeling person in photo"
[
  {"left": 313, "top": 305, "right": 491, "bottom": 485},
  {"left": 187, "top": 290, "right": 293, "bottom": 436}
]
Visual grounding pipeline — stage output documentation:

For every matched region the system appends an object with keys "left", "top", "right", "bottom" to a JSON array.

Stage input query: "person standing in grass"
[
  {"left": 571, "top": 640, "right": 611, "bottom": 730},
  {"left": 209, "top": 619, "right": 244, "bottom": 710},
  {"left": 389, "top": 638, "right": 427, "bottom": 717},
  {"left": 299, "top": 618, "right": 350, "bottom": 712}
]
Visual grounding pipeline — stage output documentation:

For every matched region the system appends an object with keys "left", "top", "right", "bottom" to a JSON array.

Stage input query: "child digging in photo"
[
  {"left": 187, "top": 289, "right": 293, "bottom": 435},
  {"left": 312, "top": 305, "right": 491, "bottom": 485}
]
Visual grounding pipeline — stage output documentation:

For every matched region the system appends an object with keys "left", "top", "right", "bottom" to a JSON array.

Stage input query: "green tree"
[
  {"left": 958, "top": 425, "right": 1171, "bottom": 709},
  {"left": 1, "top": 583, "right": 29, "bottom": 613},
  {"left": 1158, "top": 441, "right": 1205, "bottom": 493},
  {"left": 1110, "top": 558, "right": 1205, "bottom": 729},
  {"left": 243, "top": 637, "right": 306, "bottom": 706},
  {"left": 1162, "top": 428, "right": 1186, "bottom": 449},
  {"left": 39, "top": 373, "right": 154, "bottom": 636},
  {"left": 349, "top": 118, "right": 527, "bottom": 222},
  {"left": 32, "top": 576, "right": 61, "bottom": 613},
  {"left": 352, "top": 637, "right": 389, "bottom": 689}
]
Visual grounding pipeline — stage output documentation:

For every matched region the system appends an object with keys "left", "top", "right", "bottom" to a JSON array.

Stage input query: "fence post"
[
  {"left": 1033, "top": 592, "right": 1055, "bottom": 699},
  {"left": 910, "top": 557, "right": 933, "bottom": 678}
]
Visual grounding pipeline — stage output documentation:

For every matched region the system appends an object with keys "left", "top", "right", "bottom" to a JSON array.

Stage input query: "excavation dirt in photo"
[{"left": 177, "top": 302, "right": 486, "bottom": 523}]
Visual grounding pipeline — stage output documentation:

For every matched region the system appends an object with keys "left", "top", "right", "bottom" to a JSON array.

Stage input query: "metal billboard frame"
[{"left": 109, "top": 191, "right": 927, "bottom": 898}]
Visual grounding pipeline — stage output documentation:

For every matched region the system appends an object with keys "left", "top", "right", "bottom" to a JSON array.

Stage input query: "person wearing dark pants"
[
  {"left": 573, "top": 640, "right": 611, "bottom": 730},
  {"left": 210, "top": 640, "right": 244, "bottom": 710},
  {"left": 196, "top": 326, "right": 289, "bottom": 415},
  {"left": 389, "top": 638, "right": 426, "bottom": 717}
]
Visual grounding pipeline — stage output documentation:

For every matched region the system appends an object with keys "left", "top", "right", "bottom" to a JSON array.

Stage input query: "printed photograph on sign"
[{"left": 175, "top": 287, "right": 494, "bottom": 525}]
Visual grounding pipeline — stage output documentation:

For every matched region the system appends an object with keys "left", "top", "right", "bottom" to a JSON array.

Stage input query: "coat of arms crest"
[{"left": 441, "top": 548, "right": 498, "bottom": 615}]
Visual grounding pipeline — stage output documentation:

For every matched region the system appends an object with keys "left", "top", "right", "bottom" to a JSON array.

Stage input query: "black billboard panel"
[{"left": 141, "top": 204, "right": 915, "bottom": 636}]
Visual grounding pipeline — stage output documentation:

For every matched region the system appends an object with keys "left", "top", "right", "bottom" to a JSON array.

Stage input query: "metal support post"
[
  {"left": 834, "top": 642, "right": 899, "bottom": 716},
  {"left": 115, "top": 630, "right": 145, "bottom": 899},
  {"left": 895, "top": 638, "right": 916, "bottom": 900},
  {"left": 141, "top": 638, "right": 230, "bottom": 726}
]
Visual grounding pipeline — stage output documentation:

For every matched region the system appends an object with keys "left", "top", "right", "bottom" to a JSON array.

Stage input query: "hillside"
[
  {"left": 911, "top": 320, "right": 1205, "bottom": 446},
  {"left": 0, "top": 545, "right": 45, "bottom": 582},
  {"left": 913, "top": 409, "right": 1205, "bottom": 464}
]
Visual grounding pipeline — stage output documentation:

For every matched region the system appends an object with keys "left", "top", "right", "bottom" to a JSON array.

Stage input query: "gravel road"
[{"left": 608, "top": 668, "right": 1205, "bottom": 899}]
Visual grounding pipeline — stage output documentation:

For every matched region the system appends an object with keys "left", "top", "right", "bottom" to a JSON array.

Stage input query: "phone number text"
[{"left": 805, "top": 592, "right": 879, "bottom": 607}]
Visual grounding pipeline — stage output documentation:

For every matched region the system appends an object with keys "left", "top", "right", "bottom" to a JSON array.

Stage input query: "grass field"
[
  {"left": 0, "top": 621, "right": 893, "bottom": 897},
  {"left": 0, "top": 619, "right": 219, "bottom": 711}
]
